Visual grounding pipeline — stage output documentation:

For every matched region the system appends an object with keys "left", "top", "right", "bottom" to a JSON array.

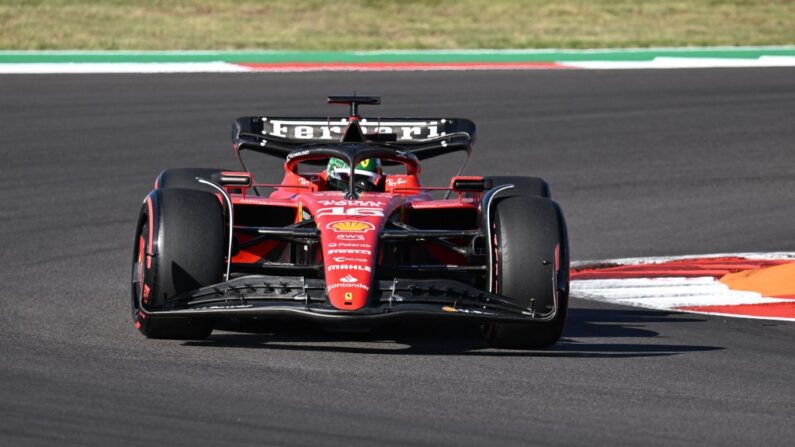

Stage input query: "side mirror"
[
  {"left": 211, "top": 172, "right": 253, "bottom": 187},
  {"left": 452, "top": 177, "right": 493, "bottom": 191}
]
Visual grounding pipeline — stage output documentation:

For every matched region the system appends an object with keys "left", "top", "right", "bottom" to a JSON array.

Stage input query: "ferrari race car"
[{"left": 131, "top": 96, "right": 569, "bottom": 348}]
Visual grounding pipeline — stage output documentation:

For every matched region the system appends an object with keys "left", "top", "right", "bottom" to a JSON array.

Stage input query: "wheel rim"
[
  {"left": 131, "top": 220, "right": 148, "bottom": 318},
  {"left": 483, "top": 220, "right": 501, "bottom": 338}
]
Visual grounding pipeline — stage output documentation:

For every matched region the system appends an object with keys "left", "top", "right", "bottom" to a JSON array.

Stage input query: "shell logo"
[{"left": 326, "top": 220, "right": 375, "bottom": 233}]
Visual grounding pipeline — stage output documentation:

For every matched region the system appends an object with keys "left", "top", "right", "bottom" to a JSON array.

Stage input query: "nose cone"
[
  {"left": 320, "top": 219, "right": 380, "bottom": 310},
  {"left": 326, "top": 272, "right": 371, "bottom": 309},
  {"left": 307, "top": 193, "right": 398, "bottom": 311}
]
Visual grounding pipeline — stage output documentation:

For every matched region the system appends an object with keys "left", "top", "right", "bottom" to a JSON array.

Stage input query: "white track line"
[
  {"left": 562, "top": 56, "right": 795, "bottom": 69},
  {"left": 0, "top": 62, "right": 249, "bottom": 74},
  {"left": 572, "top": 277, "right": 788, "bottom": 308},
  {"left": 2, "top": 57, "right": 795, "bottom": 74},
  {"left": 570, "top": 253, "right": 795, "bottom": 321},
  {"left": 572, "top": 252, "right": 795, "bottom": 268},
  {"left": 670, "top": 310, "right": 795, "bottom": 323}
]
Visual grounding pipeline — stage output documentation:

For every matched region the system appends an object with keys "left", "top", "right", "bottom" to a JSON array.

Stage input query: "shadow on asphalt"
[{"left": 183, "top": 306, "right": 724, "bottom": 358}]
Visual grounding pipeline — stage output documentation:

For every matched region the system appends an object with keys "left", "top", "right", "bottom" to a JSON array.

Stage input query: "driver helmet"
[{"left": 326, "top": 158, "right": 382, "bottom": 192}]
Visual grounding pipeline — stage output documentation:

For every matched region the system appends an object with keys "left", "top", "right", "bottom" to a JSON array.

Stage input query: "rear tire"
[
  {"left": 485, "top": 176, "right": 550, "bottom": 198},
  {"left": 131, "top": 188, "right": 225, "bottom": 339},
  {"left": 483, "top": 196, "right": 569, "bottom": 349}
]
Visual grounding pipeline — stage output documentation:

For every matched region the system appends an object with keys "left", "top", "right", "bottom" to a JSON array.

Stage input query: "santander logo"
[{"left": 340, "top": 274, "right": 358, "bottom": 283}]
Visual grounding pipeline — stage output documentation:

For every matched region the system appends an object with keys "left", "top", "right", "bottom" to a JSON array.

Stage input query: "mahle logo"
[{"left": 326, "top": 221, "right": 375, "bottom": 233}]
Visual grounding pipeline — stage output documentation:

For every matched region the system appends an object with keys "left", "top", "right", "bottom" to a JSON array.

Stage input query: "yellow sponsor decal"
[
  {"left": 344, "top": 292, "right": 353, "bottom": 301},
  {"left": 326, "top": 220, "right": 375, "bottom": 233}
]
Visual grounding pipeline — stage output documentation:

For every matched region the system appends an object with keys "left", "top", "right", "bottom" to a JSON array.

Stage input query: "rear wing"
[
  {"left": 232, "top": 116, "right": 476, "bottom": 161},
  {"left": 234, "top": 116, "right": 475, "bottom": 143}
]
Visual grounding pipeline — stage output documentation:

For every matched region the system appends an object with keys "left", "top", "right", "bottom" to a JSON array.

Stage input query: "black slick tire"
[
  {"left": 485, "top": 176, "right": 550, "bottom": 198},
  {"left": 483, "top": 196, "right": 569, "bottom": 349},
  {"left": 131, "top": 188, "right": 225, "bottom": 339}
]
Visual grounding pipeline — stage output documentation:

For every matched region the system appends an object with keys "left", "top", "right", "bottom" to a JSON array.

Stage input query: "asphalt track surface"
[{"left": 1, "top": 69, "right": 794, "bottom": 446}]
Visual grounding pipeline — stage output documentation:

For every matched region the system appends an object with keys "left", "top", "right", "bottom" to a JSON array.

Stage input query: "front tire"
[
  {"left": 483, "top": 196, "right": 569, "bottom": 349},
  {"left": 154, "top": 168, "right": 226, "bottom": 192},
  {"left": 485, "top": 176, "right": 550, "bottom": 198},
  {"left": 131, "top": 188, "right": 225, "bottom": 339}
]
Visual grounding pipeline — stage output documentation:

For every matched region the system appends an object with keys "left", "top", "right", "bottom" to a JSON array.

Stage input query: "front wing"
[{"left": 138, "top": 275, "right": 559, "bottom": 324}]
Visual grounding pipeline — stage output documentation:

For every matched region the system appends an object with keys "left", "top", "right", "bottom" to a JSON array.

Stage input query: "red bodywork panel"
[
  {"left": 307, "top": 192, "right": 400, "bottom": 309},
  {"left": 226, "top": 168, "right": 481, "bottom": 311}
]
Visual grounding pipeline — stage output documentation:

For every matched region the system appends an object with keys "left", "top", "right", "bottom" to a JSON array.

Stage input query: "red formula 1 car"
[{"left": 131, "top": 96, "right": 569, "bottom": 348}]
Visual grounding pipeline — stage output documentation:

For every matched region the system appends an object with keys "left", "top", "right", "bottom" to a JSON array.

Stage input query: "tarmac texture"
[{"left": 1, "top": 68, "right": 793, "bottom": 446}]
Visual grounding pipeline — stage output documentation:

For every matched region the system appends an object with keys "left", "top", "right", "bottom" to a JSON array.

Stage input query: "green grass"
[{"left": 1, "top": 0, "right": 794, "bottom": 50}]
